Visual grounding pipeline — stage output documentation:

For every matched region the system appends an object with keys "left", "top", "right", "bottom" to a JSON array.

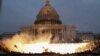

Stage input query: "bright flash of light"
[
  {"left": 3, "top": 42, "right": 95, "bottom": 54},
  {"left": 0, "top": 33, "right": 96, "bottom": 54}
]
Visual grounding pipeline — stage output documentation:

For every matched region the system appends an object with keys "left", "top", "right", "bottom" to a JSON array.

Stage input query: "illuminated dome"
[{"left": 34, "top": 0, "right": 62, "bottom": 24}]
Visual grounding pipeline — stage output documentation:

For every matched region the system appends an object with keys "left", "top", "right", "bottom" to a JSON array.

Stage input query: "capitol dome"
[{"left": 34, "top": 0, "right": 62, "bottom": 24}]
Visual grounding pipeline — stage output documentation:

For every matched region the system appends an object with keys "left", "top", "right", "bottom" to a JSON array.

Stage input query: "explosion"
[{"left": 0, "top": 33, "right": 96, "bottom": 54}]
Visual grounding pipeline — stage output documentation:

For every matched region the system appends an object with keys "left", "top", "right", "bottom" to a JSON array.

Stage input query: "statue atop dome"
[{"left": 45, "top": 0, "right": 51, "bottom": 5}]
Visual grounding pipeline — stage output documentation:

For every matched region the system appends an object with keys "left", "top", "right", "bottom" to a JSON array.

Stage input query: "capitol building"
[{"left": 20, "top": 0, "right": 76, "bottom": 43}]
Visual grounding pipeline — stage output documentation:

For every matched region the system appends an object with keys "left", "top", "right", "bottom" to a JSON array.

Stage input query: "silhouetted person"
[{"left": 14, "top": 45, "right": 18, "bottom": 48}]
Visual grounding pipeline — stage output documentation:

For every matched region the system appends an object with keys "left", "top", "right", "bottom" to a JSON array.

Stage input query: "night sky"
[{"left": 0, "top": 0, "right": 100, "bottom": 34}]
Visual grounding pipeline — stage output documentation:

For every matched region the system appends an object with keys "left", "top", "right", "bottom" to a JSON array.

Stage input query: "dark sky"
[
  {"left": 0, "top": 0, "right": 2, "bottom": 13},
  {"left": 0, "top": 0, "right": 100, "bottom": 34}
]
